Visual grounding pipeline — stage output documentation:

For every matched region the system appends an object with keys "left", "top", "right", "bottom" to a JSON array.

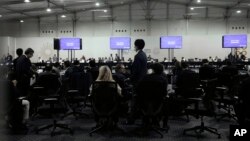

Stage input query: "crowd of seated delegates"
[
  {"left": 0, "top": 53, "right": 13, "bottom": 64},
  {"left": 0, "top": 66, "right": 30, "bottom": 133}
]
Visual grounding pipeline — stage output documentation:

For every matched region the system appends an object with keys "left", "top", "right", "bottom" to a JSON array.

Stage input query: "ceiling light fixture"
[
  {"left": 20, "top": 20, "right": 24, "bottom": 23},
  {"left": 236, "top": 10, "right": 241, "bottom": 14},
  {"left": 46, "top": 0, "right": 51, "bottom": 12},
  {"left": 95, "top": 2, "right": 100, "bottom": 6},
  {"left": 46, "top": 8, "right": 51, "bottom": 12},
  {"left": 197, "top": 0, "right": 201, "bottom": 3},
  {"left": 61, "top": 15, "right": 66, "bottom": 18},
  {"left": 0, "top": 15, "right": 2, "bottom": 18},
  {"left": 24, "top": 0, "right": 30, "bottom": 3},
  {"left": 104, "top": 9, "right": 107, "bottom": 13},
  {"left": 190, "top": 7, "right": 194, "bottom": 10}
]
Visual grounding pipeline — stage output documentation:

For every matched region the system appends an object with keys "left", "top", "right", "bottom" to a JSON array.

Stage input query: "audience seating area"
[{"left": 0, "top": 60, "right": 250, "bottom": 141}]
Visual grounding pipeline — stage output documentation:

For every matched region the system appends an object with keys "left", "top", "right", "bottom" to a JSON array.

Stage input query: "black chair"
[
  {"left": 214, "top": 72, "right": 239, "bottom": 121},
  {"left": 183, "top": 82, "right": 221, "bottom": 138},
  {"left": 34, "top": 73, "right": 73, "bottom": 136},
  {"left": 89, "top": 81, "right": 123, "bottom": 136},
  {"left": 62, "top": 71, "right": 90, "bottom": 119},
  {"left": 136, "top": 78, "right": 168, "bottom": 138}
]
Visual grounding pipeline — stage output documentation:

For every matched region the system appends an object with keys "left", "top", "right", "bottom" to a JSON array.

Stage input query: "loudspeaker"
[{"left": 54, "top": 38, "right": 60, "bottom": 50}]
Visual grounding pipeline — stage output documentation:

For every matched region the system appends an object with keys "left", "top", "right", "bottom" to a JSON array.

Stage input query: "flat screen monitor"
[
  {"left": 110, "top": 37, "right": 131, "bottom": 50},
  {"left": 59, "top": 38, "right": 82, "bottom": 50},
  {"left": 222, "top": 34, "right": 247, "bottom": 48},
  {"left": 160, "top": 36, "right": 182, "bottom": 49}
]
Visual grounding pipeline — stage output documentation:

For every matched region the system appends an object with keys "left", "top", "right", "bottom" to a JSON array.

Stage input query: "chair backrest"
[
  {"left": 91, "top": 81, "right": 119, "bottom": 116},
  {"left": 176, "top": 70, "right": 201, "bottom": 98},
  {"left": 68, "top": 71, "right": 92, "bottom": 96},
  {"left": 136, "top": 77, "right": 166, "bottom": 116},
  {"left": 35, "top": 73, "right": 61, "bottom": 94},
  {"left": 69, "top": 71, "right": 83, "bottom": 90}
]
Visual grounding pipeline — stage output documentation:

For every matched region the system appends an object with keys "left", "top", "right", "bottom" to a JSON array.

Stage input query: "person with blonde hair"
[{"left": 90, "top": 65, "right": 122, "bottom": 96}]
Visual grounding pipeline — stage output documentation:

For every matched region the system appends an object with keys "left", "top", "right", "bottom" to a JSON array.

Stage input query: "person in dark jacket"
[
  {"left": 13, "top": 48, "right": 23, "bottom": 74},
  {"left": 16, "top": 48, "right": 34, "bottom": 96},
  {"left": 199, "top": 59, "right": 216, "bottom": 80},
  {"left": 130, "top": 39, "right": 147, "bottom": 86}
]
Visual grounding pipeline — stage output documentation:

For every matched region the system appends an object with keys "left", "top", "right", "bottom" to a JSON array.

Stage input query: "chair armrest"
[
  {"left": 68, "top": 90, "right": 79, "bottom": 93},
  {"left": 216, "top": 86, "right": 227, "bottom": 91},
  {"left": 187, "top": 98, "right": 202, "bottom": 101}
]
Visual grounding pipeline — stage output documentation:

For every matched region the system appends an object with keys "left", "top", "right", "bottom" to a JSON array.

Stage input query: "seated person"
[
  {"left": 199, "top": 59, "right": 216, "bottom": 80},
  {"left": 52, "top": 62, "right": 61, "bottom": 76},
  {"left": 135, "top": 63, "right": 168, "bottom": 125},
  {"left": 113, "top": 63, "right": 129, "bottom": 89},
  {"left": 72, "top": 60, "right": 84, "bottom": 73},
  {"left": 61, "top": 61, "right": 73, "bottom": 82},
  {"left": 137, "top": 63, "right": 168, "bottom": 98},
  {"left": 35, "top": 65, "right": 61, "bottom": 94},
  {"left": 221, "top": 59, "right": 238, "bottom": 76},
  {"left": 90, "top": 66, "right": 127, "bottom": 118},
  {"left": 176, "top": 62, "right": 200, "bottom": 98},
  {"left": 87, "top": 59, "right": 99, "bottom": 82},
  {"left": 67, "top": 60, "right": 89, "bottom": 93},
  {"left": 218, "top": 60, "right": 238, "bottom": 88},
  {"left": 90, "top": 66, "right": 122, "bottom": 97},
  {"left": 0, "top": 66, "right": 30, "bottom": 131}
]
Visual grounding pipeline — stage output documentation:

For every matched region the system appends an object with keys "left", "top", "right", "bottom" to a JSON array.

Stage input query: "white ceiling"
[{"left": 0, "top": 0, "right": 250, "bottom": 21}]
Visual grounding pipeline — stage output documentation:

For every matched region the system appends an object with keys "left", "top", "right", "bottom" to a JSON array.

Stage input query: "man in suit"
[
  {"left": 16, "top": 48, "right": 34, "bottom": 96},
  {"left": 199, "top": 59, "right": 216, "bottom": 80},
  {"left": 127, "top": 40, "right": 147, "bottom": 124},
  {"left": 13, "top": 48, "right": 23, "bottom": 72},
  {"left": 137, "top": 63, "right": 168, "bottom": 98},
  {"left": 87, "top": 59, "right": 99, "bottom": 82},
  {"left": 130, "top": 39, "right": 147, "bottom": 86},
  {"left": 176, "top": 62, "right": 200, "bottom": 98}
]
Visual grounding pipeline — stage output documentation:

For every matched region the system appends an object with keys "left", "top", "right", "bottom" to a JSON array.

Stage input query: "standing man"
[
  {"left": 13, "top": 48, "right": 23, "bottom": 72},
  {"left": 130, "top": 39, "right": 147, "bottom": 86},
  {"left": 126, "top": 39, "right": 147, "bottom": 124},
  {"left": 16, "top": 48, "right": 34, "bottom": 96}
]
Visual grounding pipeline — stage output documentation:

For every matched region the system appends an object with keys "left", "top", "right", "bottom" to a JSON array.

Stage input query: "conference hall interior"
[{"left": 1, "top": 0, "right": 250, "bottom": 141}]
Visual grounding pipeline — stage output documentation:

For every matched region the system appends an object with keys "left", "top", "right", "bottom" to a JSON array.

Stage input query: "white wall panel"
[
  {"left": 93, "top": 22, "right": 112, "bottom": 36},
  {"left": 112, "top": 22, "right": 131, "bottom": 36},
  {"left": 168, "top": 20, "right": 187, "bottom": 35},
  {"left": 188, "top": 20, "right": 208, "bottom": 35},
  {"left": 76, "top": 22, "right": 94, "bottom": 37},
  {"left": 207, "top": 19, "right": 226, "bottom": 34},
  {"left": 20, "top": 19, "right": 39, "bottom": 37}
]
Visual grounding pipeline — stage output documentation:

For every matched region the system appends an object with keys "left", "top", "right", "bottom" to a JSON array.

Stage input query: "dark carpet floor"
[{"left": 0, "top": 106, "right": 237, "bottom": 141}]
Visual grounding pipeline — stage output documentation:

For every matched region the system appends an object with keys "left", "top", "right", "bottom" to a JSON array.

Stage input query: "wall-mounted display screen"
[
  {"left": 222, "top": 34, "right": 247, "bottom": 48},
  {"left": 160, "top": 36, "right": 182, "bottom": 49},
  {"left": 59, "top": 38, "right": 82, "bottom": 50},
  {"left": 110, "top": 37, "right": 131, "bottom": 50}
]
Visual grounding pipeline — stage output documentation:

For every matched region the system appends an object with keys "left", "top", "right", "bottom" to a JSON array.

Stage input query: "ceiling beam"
[
  {"left": 0, "top": 0, "right": 96, "bottom": 15},
  {"left": 49, "top": 0, "right": 73, "bottom": 14},
  {"left": 228, "top": 0, "right": 249, "bottom": 10},
  {"left": 1, "top": 6, "right": 37, "bottom": 19},
  {"left": 155, "top": 0, "right": 227, "bottom": 9},
  {"left": 2, "top": 0, "right": 142, "bottom": 20},
  {"left": 0, "top": 0, "right": 45, "bottom": 7}
]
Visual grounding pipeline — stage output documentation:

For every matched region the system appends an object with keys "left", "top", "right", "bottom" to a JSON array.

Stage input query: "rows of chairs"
[{"left": 26, "top": 68, "right": 248, "bottom": 139}]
